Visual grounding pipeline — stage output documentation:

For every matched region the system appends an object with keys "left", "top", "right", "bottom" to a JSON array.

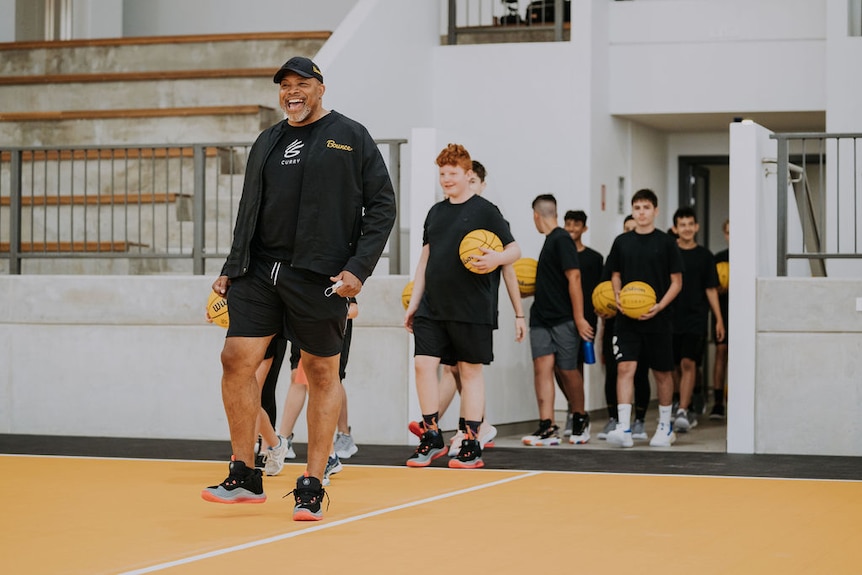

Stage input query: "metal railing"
[
  {"left": 446, "top": 0, "right": 569, "bottom": 44},
  {"left": 0, "top": 139, "right": 407, "bottom": 275},
  {"left": 772, "top": 132, "right": 862, "bottom": 276}
]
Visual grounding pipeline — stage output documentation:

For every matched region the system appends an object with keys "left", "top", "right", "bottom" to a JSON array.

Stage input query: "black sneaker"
[
  {"left": 448, "top": 438, "right": 484, "bottom": 469},
  {"left": 289, "top": 474, "right": 327, "bottom": 521},
  {"left": 521, "top": 422, "right": 561, "bottom": 446},
  {"left": 405, "top": 429, "right": 447, "bottom": 467},
  {"left": 568, "top": 413, "right": 591, "bottom": 444},
  {"left": 201, "top": 458, "right": 266, "bottom": 504},
  {"left": 709, "top": 404, "right": 726, "bottom": 420}
]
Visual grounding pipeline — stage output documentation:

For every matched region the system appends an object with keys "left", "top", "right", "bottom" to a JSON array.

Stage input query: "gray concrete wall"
[
  {"left": 0, "top": 274, "right": 412, "bottom": 445},
  {"left": 755, "top": 278, "right": 862, "bottom": 456}
]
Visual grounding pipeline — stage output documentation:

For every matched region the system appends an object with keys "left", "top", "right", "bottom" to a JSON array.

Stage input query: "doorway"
[{"left": 677, "top": 156, "right": 730, "bottom": 438}]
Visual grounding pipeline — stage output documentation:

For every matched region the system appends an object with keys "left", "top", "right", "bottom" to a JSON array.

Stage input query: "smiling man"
[{"left": 202, "top": 56, "right": 396, "bottom": 522}]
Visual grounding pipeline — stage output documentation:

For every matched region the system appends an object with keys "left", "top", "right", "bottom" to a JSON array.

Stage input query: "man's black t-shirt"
[
  {"left": 417, "top": 195, "right": 515, "bottom": 326},
  {"left": 672, "top": 244, "right": 719, "bottom": 335},
  {"left": 606, "top": 228, "right": 683, "bottom": 333},
  {"left": 530, "top": 227, "right": 581, "bottom": 328},
  {"left": 252, "top": 124, "right": 314, "bottom": 262},
  {"left": 578, "top": 246, "right": 604, "bottom": 328}
]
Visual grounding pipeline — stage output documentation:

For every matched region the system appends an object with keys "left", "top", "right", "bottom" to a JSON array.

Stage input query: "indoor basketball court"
[{"left": 2, "top": 436, "right": 860, "bottom": 575}]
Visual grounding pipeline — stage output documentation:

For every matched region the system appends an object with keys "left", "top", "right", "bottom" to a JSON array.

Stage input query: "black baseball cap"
[{"left": 273, "top": 56, "right": 324, "bottom": 84}]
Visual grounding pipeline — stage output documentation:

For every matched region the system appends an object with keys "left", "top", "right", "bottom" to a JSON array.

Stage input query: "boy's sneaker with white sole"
[
  {"left": 606, "top": 424, "right": 634, "bottom": 448},
  {"left": 568, "top": 413, "right": 590, "bottom": 444},
  {"left": 649, "top": 420, "right": 676, "bottom": 447}
]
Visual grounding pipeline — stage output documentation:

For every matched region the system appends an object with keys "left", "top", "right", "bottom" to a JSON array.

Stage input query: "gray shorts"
[{"left": 530, "top": 321, "right": 581, "bottom": 370}]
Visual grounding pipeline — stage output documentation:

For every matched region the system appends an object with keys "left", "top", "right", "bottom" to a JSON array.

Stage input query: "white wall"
[
  {"left": 0, "top": 0, "right": 14, "bottom": 42},
  {"left": 608, "top": 0, "right": 826, "bottom": 116},
  {"left": 826, "top": 0, "right": 862, "bottom": 131},
  {"left": 72, "top": 0, "right": 122, "bottom": 39}
]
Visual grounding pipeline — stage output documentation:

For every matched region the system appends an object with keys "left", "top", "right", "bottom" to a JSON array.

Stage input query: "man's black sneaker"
[
  {"left": 289, "top": 474, "right": 327, "bottom": 521},
  {"left": 201, "top": 458, "right": 266, "bottom": 504},
  {"left": 709, "top": 404, "right": 726, "bottom": 420},
  {"left": 405, "top": 429, "right": 447, "bottom": 467},
  {"left": 448, "top": 438, "right": 484, "bottom": 469}
]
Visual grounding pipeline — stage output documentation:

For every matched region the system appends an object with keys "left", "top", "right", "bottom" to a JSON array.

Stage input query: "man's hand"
[
  {"left": 212, "top": 275, "right": 230, "bottom": 296},
  {"left": 329, "top": 270, "right": 362, "bottom": 297}
]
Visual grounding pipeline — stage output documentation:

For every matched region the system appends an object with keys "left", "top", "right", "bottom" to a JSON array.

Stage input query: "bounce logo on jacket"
[
  {"left": 326, "top": 139, "right": 353, "bottom": 152},
  {"left": 282, "top": 139, "right": 304, "bottom": 165}
]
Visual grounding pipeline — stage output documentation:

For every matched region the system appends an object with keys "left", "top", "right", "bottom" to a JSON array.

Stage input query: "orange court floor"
[{"left": 1, "top": 434, "right": 861, "bottom": 575}]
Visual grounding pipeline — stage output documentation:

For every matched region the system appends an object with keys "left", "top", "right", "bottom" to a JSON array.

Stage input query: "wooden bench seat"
[
  {"left": 0, "top": 147, "right": 221, "bottom": 163},
  {"left": 0, "top": 241, "right": 149, "bottom": 253},
  {"left": 0, "top": 31, "right": 330, "bottom": 51},
  {"left": 0, "top": 105, "right": 271, "bottom": 122},
  {"left": 0, "top": 192, "right": 189, "bottom": 207},
  {"left": 0, "top": 68, "right": 275, "bottom": 86}
]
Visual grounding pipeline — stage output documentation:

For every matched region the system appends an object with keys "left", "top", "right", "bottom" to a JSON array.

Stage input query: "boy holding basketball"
[
  {"left": 404, "top": 143, "right": 521, "bottom": 469},
  {"left": 605, "top": 189, "right": 683, "bottom": 448}
]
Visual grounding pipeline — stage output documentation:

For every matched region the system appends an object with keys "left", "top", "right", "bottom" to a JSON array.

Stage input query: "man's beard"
[{"left": 284, "top": 103, "right": 311, "bottom": 123}]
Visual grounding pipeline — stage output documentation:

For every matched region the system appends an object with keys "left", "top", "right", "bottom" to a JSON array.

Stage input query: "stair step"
[
  {"left": 0, "top": 73, "right": 275, "bottom": 113},
  {"left": 0, "top": 31, "right": 329, "bottom": 76},
  {"left": 0, "top": 105, "right": 281, "bottom": 146}
]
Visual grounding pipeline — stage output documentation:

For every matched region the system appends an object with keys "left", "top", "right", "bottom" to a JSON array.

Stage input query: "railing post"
[
  {"left": 387, "top": 142, "right": 402, "bottom": 275},
  {"left": 554, "top": 0, "right": 564, "bottom": 42},
  {"left": 192, "top": 145, "right": 206, "bottom": 275},
  {"left": 776, "top": 136, "right": 788, "bottom": 276},
  {"left": 9, "top": 149, "right": 22, "bottom": 275},
  {"left": 447, "top": 0, "right": 457, "bottom": 45}
]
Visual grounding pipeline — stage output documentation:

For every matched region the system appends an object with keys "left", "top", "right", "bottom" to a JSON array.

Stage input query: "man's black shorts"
[{"left": 226, "top": 259, "right": 349, "bottom": 357}]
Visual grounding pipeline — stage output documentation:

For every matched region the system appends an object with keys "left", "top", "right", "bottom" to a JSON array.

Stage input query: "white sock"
[
  {"left": 617, "top": 404, "right": 632, "bottom": 431},
  {"left": 659, "top": 404, "right": 673, "bottom": 425}
]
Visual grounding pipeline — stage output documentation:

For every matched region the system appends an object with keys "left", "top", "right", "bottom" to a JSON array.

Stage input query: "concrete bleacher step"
[
  {"left": 0, "top": 69, "right": 277, "bottom": 112},
  {"left": 0, "top": 105, "right": 282, "bottom": 146},
  {"left": 0, "top": 31, "right": 329, "bottom": 76}
]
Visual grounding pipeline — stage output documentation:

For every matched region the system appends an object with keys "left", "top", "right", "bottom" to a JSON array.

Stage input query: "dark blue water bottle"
[{"left": 582, "top": 340, "right": 596, "bottom": 365}]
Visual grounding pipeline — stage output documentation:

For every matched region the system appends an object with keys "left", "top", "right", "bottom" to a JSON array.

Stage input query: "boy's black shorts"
[
  {"left": 673, "top": 333, "right": 706, "bottom": 365},
  {"left": 412, "top": 316, "right": 494, "bottom": 365},
  {"left": 613, "top": 328, "right": 674, "bottom": 372},
  {"left": 226, "top": 259, "right": 349, "bottom": 357}
]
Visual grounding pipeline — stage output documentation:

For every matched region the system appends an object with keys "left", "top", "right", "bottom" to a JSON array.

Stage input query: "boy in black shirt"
[
  {"left": 404, "top": 144, "right": 521, "bottom": 469},
  {"left": 605, "top": 189, "right": 683, "bottom": 448},
  {"left": 560, "top": 210, "right": 603, "bottom": 437},
  {"left": 671, "top": 207, "right": 725, "bottom": 432},
  {"left": 522, "top": 196, "right": 594, "bottom": 446}
]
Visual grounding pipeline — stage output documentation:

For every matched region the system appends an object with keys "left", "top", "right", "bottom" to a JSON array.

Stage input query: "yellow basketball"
[
  {"left": 619, "top": 281, "right": 657, "bottom": 319},
  {"left": 716, "top": 261, "right": 729, "bottom": 293},
  {"left": 459, "top": 229, "right": 503, "bottom": 274},
  {"left": 512, "top": 257, "right": 538, "bottom": 297},
  {"left": 591, "top": 280, "right": 617, "bottom": 317},
  {"left": 402, "top": 280, "right": 414, "bottom": 310},
  {"left": 206, "top": 290, "right": 229, "bottom": 329}
]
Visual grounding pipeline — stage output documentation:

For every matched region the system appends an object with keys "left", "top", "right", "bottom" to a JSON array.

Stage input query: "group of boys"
[{"left": 404, "top": 152, "right": 728, "bottom": 462}]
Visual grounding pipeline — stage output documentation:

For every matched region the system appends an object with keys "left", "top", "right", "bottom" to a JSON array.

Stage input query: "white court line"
[{"left": 118, "top": 470, "right": 542, "bottom": 575}]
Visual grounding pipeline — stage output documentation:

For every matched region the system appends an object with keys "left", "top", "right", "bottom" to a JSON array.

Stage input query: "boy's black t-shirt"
[
  {"left": 606, "top": 228, "right": 683, "bottom": 333},
  {"left": 417, "top": 195, "right": 515, "bottom": 326},
  {"left": 531, "top": 227, "right": 581, "bottom": 328},
  {"left": 253, "top": 124, "right": 314, "bottom": 262},
  {"left": 578, "top": 246, "right": 604, "bottom": 328},
  {"left": 673, "top": 244, "right": 719, "bottom": 335},
  {"left": 714, "top": 247, "right": 729, "bottom": 324}
]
